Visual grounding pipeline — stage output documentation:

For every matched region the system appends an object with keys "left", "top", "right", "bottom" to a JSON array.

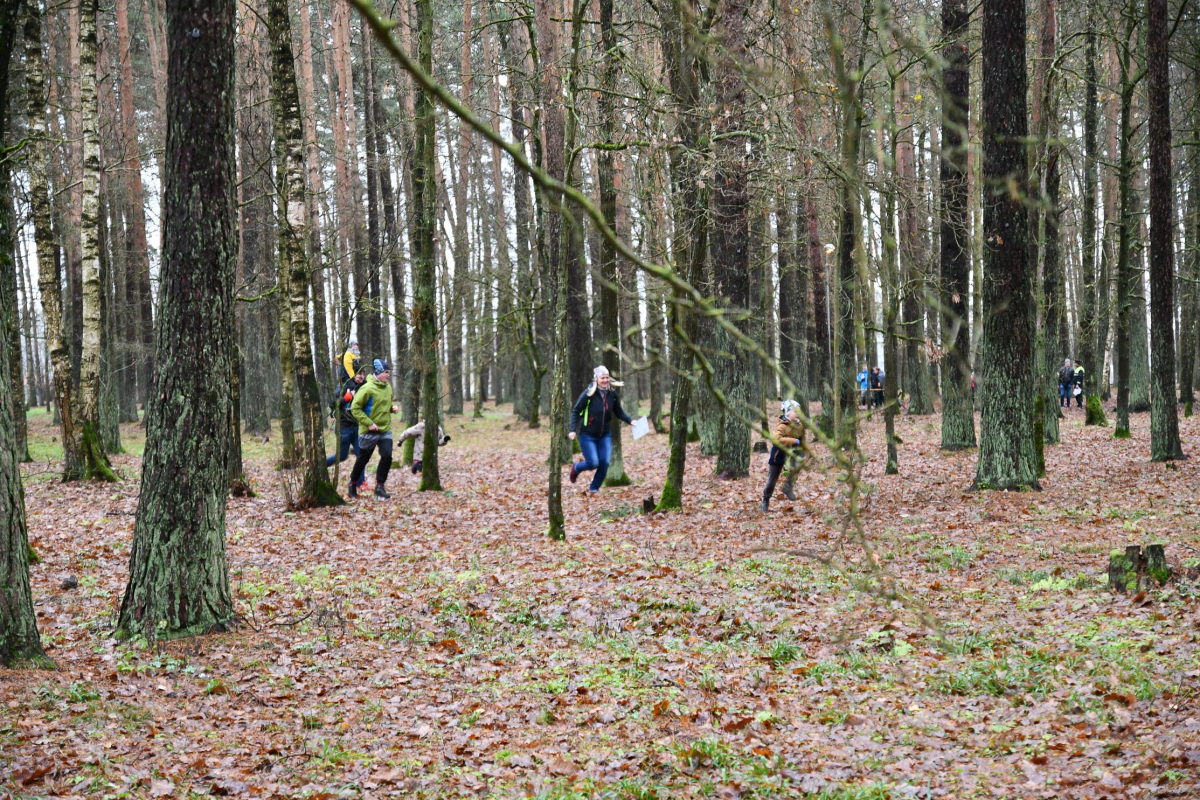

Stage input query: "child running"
[{"left": 761, "top": 399, "right": 806, "bottom": 512}]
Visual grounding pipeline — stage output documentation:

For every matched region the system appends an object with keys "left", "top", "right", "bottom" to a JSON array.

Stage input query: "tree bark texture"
[
  {"left": 270, "top": 0, "right": 339, "bottom": 504},
  {"left": 413, "top": 0, "right": 442, "bottom": 490},
  {"left": 0, "top": 0, "right": 51, "bottom": 668},
  {"left": 711, "top": 0, "right": 751, "bottom": 478},
  {"left": 1145, "top": 0, "right": 1183, "bottom": 460},
  {"left": 939, "top": 0, "right": 974, "bottom": 450},
  {"left": 78, "top": 0, "right": 116, "bottom": 481},
  {"left": 118, "top": 0, "right": 238, "bottom": 638},
  {"left": 974, "top": 0, "right": 1038, "bottom": 490}
]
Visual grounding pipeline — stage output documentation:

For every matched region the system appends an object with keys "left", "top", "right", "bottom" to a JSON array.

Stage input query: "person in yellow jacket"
[
  {"left": 761, "top": 399, "right": 806, "bottom": 512},
  {"left": 338, "top": 337, "right": 362, "bottom": 383}
]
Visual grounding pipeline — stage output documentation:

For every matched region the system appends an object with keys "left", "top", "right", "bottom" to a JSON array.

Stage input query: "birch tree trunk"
[
  {"left": 78, "top": 0, "right": 116, "bottom": 481},
  {"left": 25, "top": 1, "right": 84, "bottom": 480},
  {"left": 270, "top": 0, "right": 340, "bottom": 505}
]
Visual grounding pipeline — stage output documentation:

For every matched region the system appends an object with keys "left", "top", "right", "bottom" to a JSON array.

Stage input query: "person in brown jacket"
[{"left": 761, "top": 400, "right": 806, "bottom": 512}]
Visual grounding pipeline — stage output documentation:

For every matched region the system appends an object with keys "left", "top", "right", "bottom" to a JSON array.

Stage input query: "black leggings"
[
  {"left": 763, "top": 461, "right": 796, "bottom": 501},
  {"left": 350, "top": 433, "right": 393, "bottom": 487}
]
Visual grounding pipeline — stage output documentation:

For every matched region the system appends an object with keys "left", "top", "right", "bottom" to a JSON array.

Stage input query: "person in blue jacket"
[
  {"left": 857, "top": 365, "right": 870, "bottom": 409},
  {"left": 567, "top": 366, "right": 634, "bottom": 494}
]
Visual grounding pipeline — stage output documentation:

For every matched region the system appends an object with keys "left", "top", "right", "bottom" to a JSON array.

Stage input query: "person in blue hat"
[{"left": 347, "top": 359, "right": 399, "bottom": 499}]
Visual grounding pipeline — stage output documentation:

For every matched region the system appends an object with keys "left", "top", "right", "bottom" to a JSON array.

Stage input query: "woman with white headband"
[{"left": 567, "top": 365, "right": 634, "bottom": 494}]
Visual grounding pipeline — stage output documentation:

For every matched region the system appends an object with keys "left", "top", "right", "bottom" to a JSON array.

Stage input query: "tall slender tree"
[
  {"left": 1145, "top": 0, "right": 1183, "bottom": 460},
  {"left": 118, "top": 0, "right": 238, "bottom": 638},
  {"left": 78, "top": 0, "right": 116, "bottom": 481},
  {"left": 974, "top": 0, "right": 1038, "bottom": 490},
  {"left": 711, "top": 0, "right": 752, "bottom": 477},
  {"left": 270, "top": 0, "right": 341, "bottom": 504},
  {"left": 0, "top": 0, "right": 50, "bottom": 669},
  {"left": 1078, "top": 16, "right": 1102, "bottom": 419},
  {"left": 413, "top": 0, "right": 442, "bottom": 491},
  {"left": 939, "top": 0, "right": 974, "bottom": 450}
]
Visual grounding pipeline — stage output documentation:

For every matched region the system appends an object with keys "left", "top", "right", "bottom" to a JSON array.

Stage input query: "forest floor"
[{"left": 3, "top": 400, "right": 1200, "bottom": 799}]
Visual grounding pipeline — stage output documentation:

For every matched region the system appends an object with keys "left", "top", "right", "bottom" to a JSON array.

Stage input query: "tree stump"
[
  {"left": 752, "top": 441, "right": 768, "bottom": 453},
  {"left": 642, "top": 495, "right": 657, "bottom": 515},
  {"left": 1108, "top": 544, "right": 1171, "bottom": 592}
]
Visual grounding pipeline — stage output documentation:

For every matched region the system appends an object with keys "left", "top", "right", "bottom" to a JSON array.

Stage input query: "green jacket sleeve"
[{"left": 351, "top": 383, "right": 372, "bottom": 428}]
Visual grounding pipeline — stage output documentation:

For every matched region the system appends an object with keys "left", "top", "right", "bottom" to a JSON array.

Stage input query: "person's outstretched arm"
[{"left": 612, "top": 393, "right": 634, "bottom": 425}]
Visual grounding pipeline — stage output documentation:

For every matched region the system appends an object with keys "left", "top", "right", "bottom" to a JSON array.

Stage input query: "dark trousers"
[
  {"left": 763, "top": 460, "right": 797, "bottom": 501},
  {"left": 1075, "top": 389, "right": 1084, "bottom": 408},
  {"left": 349, "top": 432, "right": 393, "bottom": 488},
  {"left": 326, "top": 425, "right": 359, "bottom": 467}
]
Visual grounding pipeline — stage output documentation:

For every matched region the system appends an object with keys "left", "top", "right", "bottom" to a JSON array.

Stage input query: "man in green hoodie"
[{"left": 348, "top": 359, "right": 398, "bottom": 499}]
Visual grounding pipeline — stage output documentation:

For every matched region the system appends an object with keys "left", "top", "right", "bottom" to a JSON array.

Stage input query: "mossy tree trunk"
[
  {"left": 1113, "top": 11, "right": 1137, "bottom": 439},
  {"left": 270, "top": 0, "right": 339, "bottom": 505},
  {"left": 1145, "top": 0, "right": 1184, "bottom": 461},
  {"left": 78, "top": 0, "right": 116, "bottom": 482},
  {"left": 0, "top": 1, "right": 52, "bottom": 668},
  {"left": 117, "top": 0, "right": 237, "bottom": 639},
  {"left": 974, "top": 0, "right": 1039, "bottom": 491},
  {"left": 826, "top": 16, "right": 864, "bottom": 450},
  {"left": 711, "top": 0, "right": 751, "bottom": 480},
  {"left": 939, "top": 0, "right": 975, "bottom": 451},
  {"left": 413, "top": 0, "right": 442, "bottom": 491}
]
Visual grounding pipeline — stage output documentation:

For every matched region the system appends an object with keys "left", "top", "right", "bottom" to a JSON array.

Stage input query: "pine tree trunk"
[
  {"left": 118, "top": 0, "right": 237, "bottom": 639},
  {"left": 362, "top": 35, "right": 383, "bottom": 361},
  {"left": 975, "top": 0, "right": 1038, "bottom": 491},
  {"left": 1079, "top": 20, "right": 1102, "bottom": 417},
  {"left": 114, "top": 0, "right": 154, "bottom": 408},
  {"left": 711, "top": 0, "right": 751, "bottom": 479},
  {"left": 939, "top": 0, "right": 974, "bottom": 450},
  {"left": 1145, "top": 0, "right": 1183, "bottom": 460},
  {"left": 0, "top": 1, "right": 51, "bottom": 668},
  {"left": 595, "top": 0, "right": 630, "bottom": 485},
  {"left": 1, "top": 187, "right": 27, "bottom": 463},
  {"left": 412, "top": 0, "right": 442, "bottom": 490},
  {"left": 1114, "top": 20, "right": 1137, "bottom": 438},
  {"left": 827, "top": 18, "right": 864, "bottom": 448},
  {"left": 1042, "top": 143, "right": 1063, "bottom": 446}
]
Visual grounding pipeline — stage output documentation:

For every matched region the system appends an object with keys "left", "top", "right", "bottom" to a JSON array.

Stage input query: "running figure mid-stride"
[
  {"left": 761, "top": 399, "right": 806, "bottom": 512},
  {"left": 568, "top": 365, "right": 634, "bottom": 495}
]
